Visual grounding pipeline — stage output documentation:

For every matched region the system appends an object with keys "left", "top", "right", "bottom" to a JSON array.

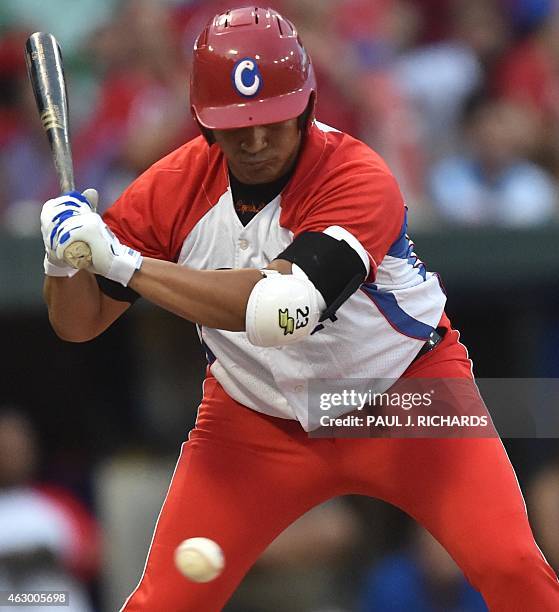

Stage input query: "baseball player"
[{"left": 40, "top": 7, "right": 559, "bottom": 611}]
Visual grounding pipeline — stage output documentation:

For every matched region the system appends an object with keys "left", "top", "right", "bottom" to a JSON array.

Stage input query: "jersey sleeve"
[
  {"left": 291, "top": 159, "right": 405, "bottom": 282},
  {"left": 98, "top": 167, "right": 181, "bottom": 303},
  {"left": 102, "top": 171, "right": 172, "bottom": 261}
]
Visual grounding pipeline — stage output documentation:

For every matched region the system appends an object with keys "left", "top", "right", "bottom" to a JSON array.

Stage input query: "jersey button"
[{"left": 239, "top": 239, "right": 249, "bottom": 250}]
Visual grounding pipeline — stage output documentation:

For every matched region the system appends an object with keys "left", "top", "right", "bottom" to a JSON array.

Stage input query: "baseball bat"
[{"left": 25, "top": 32, "right": 92, "bottom": 269}]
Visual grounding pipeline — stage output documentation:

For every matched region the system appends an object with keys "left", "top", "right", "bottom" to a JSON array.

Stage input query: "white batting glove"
[
  {"left": 52, "top": 212, "right": 143, "bottom": 286},
  {"left": 40, "top": 189, "right": 98, "bottom": 277}
]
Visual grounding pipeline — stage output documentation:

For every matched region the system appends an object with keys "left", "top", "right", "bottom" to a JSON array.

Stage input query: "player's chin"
[{"left": 234, "top": 160, "right": 282, "bottom": 184}]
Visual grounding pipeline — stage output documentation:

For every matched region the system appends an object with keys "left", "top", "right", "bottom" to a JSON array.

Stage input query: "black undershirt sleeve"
[
  {"left": 96, "top": 276, "right": 140, "bottom": 304},
  {"left": 276, "top": 231, "right": 367, "bottom": 321}
]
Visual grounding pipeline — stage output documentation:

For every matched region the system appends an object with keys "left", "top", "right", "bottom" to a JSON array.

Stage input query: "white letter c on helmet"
[{"left": 233, "top": 58, "right": 262, "bottom": 97}]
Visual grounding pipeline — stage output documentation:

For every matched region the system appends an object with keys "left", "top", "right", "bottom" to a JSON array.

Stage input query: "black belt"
[{"left": 412, "top": 327, "right": 446, "bottom": 363}]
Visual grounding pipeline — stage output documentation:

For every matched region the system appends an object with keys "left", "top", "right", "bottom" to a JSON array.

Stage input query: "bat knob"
[{"left": 64, "top": 241, "right": 92, "bottom": 269}]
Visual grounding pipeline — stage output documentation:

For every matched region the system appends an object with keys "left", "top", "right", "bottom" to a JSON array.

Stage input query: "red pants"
[{"left": 122, "top": 320, "right": 559, "bottom": 611}]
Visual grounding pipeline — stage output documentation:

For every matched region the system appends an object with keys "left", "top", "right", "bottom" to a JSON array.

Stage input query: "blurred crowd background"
[
  {"left": 4, "top": 0, "right": 559, "bottom": 230},
  {"left": 2, "top": 0, "right": 559, "bottom": 611}
]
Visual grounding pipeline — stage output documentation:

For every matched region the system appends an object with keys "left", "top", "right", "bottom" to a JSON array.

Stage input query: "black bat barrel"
[{"left": 24, "top": 32, "right": 75, "bottom": 193}]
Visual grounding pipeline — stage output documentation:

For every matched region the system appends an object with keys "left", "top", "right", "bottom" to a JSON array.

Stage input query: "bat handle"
[{"left": 59, "top": 176, "right": 74, "bottom": 194}]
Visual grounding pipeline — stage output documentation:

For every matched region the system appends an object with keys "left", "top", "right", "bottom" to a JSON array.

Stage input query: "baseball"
[{"left": 174, "top": 537, "right": 225, "bottom": 583}]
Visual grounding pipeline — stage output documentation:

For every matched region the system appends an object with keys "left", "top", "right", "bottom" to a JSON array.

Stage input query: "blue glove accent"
[
  {"left": 54, "top": 201, "right": 81, "bottom": 209},
  {"left": 48, "top": 192, "right": 92, "bottom": 248},
  {"left": 59, "top": 224, "right": 83, "bottom": 245},
  {"left": 64, "top": 190, "right": 93, "bottom": 207},
  {"left": 50, "top": 210, "right": 79, "bottom": 248},
  {"left": 52, "top": 209, "right": 78, "bottom": 224}
]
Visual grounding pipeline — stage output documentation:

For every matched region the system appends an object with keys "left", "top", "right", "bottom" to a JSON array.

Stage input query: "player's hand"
[
  {"left": 40, "top": 189, "right": 98, "bottom": 277},
  {"left": 52, "top": 212, "right": 143, "bottom": 286}
]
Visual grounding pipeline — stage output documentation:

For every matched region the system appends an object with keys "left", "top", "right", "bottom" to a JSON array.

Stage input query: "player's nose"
[{"left": 240, "top": 126, "right": 268, "bottom": 154}]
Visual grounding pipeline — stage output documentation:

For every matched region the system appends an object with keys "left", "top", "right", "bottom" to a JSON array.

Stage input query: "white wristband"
[
  {"left": 43, "top": 254, "right": 79, "bottom": 278},
  {"left": 106, "top": 248, "right": 143, "bottom": 286}
]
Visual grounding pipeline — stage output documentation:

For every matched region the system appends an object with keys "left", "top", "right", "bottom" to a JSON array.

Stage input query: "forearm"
[
  {"left": 128, "top": 258, "right": 264, "bottom": 330},
  {"left": 44, "top": 272, "right": 113, "bottom": 341}
]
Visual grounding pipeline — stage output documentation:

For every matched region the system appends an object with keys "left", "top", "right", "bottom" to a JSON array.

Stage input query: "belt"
[{"left": 412, "top": 327, "right": 446, "bottom": 363}]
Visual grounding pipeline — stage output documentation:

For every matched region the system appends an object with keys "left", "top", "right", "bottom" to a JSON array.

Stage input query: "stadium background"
[{"left": 2, "top": 1, "right": 559, "bottom": 610}]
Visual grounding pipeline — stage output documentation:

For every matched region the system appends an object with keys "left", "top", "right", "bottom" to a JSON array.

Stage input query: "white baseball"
[{"left": 174, "top": 537, "right": 225, "bottom": 583}]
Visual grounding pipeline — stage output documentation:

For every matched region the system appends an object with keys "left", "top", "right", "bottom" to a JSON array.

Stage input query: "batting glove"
[
  {"left": 40, "top": 189, "right": 98, "bottom": 277},
  {"left": 52, "top": 212, "right": 143, "bottom": 287}
]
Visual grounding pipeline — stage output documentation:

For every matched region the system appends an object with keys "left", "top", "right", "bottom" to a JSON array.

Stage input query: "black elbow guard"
[{"left": 276, "top": 231, "right": 368, "bottom": 321}]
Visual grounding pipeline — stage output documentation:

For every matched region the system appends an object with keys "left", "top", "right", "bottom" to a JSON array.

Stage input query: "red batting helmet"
[{"left": 190, "top": 6, "right": 316, "bottom": 131}]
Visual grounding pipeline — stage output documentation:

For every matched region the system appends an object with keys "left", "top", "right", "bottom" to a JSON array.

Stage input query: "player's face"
[{"left": 212, "top": 118, "right": 301, "bottom": 184}]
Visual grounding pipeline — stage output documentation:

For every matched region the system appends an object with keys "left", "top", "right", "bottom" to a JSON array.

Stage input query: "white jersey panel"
[
  {"left": 178, "top": 188, "right": 292, "bottom": 269},
  {"left": 376, "top": 255, "right": 431, "bottom": 289},
  {"left": 177, "top": 185, "right": 446, "bottom": 430},
  {"left": 202, "top": 331, "right": 297, "bottom": 420}
]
